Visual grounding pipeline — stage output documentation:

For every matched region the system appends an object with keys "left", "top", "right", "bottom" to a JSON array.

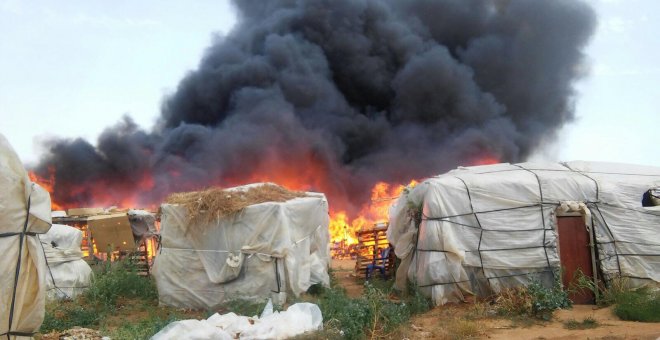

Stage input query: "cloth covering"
[
  {"left": 40, "top": 224, "right": 93, "bottom": 300},
  {"left": 388, "top": 161, "right": 660, "bottom": 305},
  {"left": 152, "top": 184, "right": 330, "bottom": 310},
  {"left": 127, "top": 209, "right": 157, "bottom": 241},
  {"left": 0, "top": 134, "right": 52, "bottom": 339}
]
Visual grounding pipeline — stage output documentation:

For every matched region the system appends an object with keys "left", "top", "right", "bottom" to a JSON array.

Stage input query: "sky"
[{"left": 0, "top": 0, "right": 658, "bottom": 167}]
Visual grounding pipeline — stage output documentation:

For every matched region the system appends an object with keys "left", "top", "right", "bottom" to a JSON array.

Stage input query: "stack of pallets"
[{"left": 354, "top": 223, "right": 395, "bottom": 279}]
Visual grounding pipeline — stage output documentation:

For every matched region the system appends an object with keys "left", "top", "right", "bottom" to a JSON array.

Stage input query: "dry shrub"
[
  {"left": 495, "top": 287, "right": 533, "bottom": 317},
  {"left": 442, "top": 318, "right": 485, "bottom": 340},
  {"left": 165, "top": 183, "right": 307, "bottom": 224}
]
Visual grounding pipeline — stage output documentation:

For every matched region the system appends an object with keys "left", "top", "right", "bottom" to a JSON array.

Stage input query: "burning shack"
[{"left": 52, "top": 208, "right": 159, "bottom": 272}]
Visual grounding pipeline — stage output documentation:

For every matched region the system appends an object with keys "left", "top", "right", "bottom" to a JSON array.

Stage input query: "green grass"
[
  {"left": 613, "top": 288, "right": 660, "bottom": 322},
  {"left": 220, "top": 298, "right": 269, "bottom": 317},
  {"left": 105, "top": 313, "right": 185, "bottom": 340},
  {"left": 85, "top": 260, "right": 158, "bottom": 308},
  {"left": 563, "top": 317, "right": 599, "bottom": 330},
  {"left": 313, "top": 277, "right": 432, "bottom": 339},
  {"left": 41, "top": 260, "right": 172, "bottom": 337},
  {"left": 41, "top": 301, "right": 101, "bottom": 331},
  {"left": 572, "top": 271, "right": 660, "bottom": 323}
]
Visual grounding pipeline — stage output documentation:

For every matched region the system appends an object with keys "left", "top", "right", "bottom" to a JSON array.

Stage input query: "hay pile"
[{"left": 165, "top": 183, "right": 307, "bottom": 224}]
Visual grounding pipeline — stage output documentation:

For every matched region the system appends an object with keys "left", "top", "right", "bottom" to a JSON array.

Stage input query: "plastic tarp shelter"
[
  {"left": 388, "top": 161, "right": 660, "bottom": 305},
  {"left": 0, "top": 134, "right": 52, "bottom": 339},
  {"left": 153, "top": 184, "right": 330, "bottom": 310},
  {"left": 40, "top": 224, "right": 93, "bottom": 300}
]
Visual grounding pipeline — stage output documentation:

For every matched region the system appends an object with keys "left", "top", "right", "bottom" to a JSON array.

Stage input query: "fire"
[
  {"left": 471, "top": 155, "right": 500, "bottom": 166},
  {"left": 28, "top": 167, "right": 64, "bottom": 211},
  {"left": 329, "top": 180, "right": 417, "bottom": 257},
  {"left": 31, "top": 148, "right": 495, "bottom": 261}
]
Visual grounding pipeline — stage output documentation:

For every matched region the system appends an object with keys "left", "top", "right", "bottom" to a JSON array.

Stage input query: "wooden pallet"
[
  {"left": 354, "top": 223, "right": 395, "bottom": 279},
  {"left": 126, "top": 240, "right": 151, "bottom": 276}
]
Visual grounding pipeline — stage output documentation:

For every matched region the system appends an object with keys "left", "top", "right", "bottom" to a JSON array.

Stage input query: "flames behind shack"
[
  {"left": 153, "top": 183, "right": 330, "bottom": 309},
  {"left": 53, "top": 207, "right": 159, "bottom": 272}
]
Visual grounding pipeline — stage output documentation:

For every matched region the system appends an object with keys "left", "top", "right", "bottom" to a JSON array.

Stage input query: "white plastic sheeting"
[
  {"left": 152, "top": 302, "right": 323, "bottom": 340},
  {"left": 0, "top": 134, "right": 52, "bottom": 339},
  {"left": 40, "top": 224, "right": 93, "bottom": 300},
  {"left": 388, "top": 161, "right": 660, "bottom": 305},
  {"left": 153, "top": 184, "right": 330, "bottom": 310}
]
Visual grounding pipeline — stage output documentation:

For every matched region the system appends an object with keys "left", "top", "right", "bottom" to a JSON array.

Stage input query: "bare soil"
[{"left": 331, "top": 259, "right": 660, "bottom": 340}]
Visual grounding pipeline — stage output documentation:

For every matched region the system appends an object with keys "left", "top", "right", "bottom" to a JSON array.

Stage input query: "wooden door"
[{"left": 557, "top": 216, "right": 595, "bottom": 304}]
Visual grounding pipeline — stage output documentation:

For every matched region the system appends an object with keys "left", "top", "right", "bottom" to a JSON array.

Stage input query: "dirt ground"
[{"left": 331, "top": 259, "right": 660, "bottom": 340}]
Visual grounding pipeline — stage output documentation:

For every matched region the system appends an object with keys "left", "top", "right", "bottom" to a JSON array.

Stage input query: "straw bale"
[{"left": 164, "top": 183, "right": 307, "bottom": 226}]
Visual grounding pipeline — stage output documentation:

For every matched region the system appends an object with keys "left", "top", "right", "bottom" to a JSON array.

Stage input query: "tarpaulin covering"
[
  {"left": 40, "top": 224, "right": 93, "bottom": 300},
  {"left": 388, "top": 161, "right": 660, "bottom": 305},
  {"left": 153, "top": 184, "right": 330, "bottom": 310},
  {"left": 152, "top": 301, "right": 323, "bottom": 340},
  {"left": 0, "top": 134, "right": 52, "bottom": 339}
]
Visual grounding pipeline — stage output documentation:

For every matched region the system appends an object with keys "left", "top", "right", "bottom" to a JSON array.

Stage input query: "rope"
[
  {"left": 453, "top": 175, "right": 491, "bottom": 290},
  {"left": 38, "top": 236, "right": 73, "bottom": 300},
  {"left": 513, "top": 164, "right": 554, "bottom": 281},
  {"left": 417, "top": 269, "right": 554, "bottom": 288}
]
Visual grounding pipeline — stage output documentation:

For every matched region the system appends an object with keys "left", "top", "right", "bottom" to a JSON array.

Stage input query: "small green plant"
[
  {"left": 404, "top": 282, "right": 432, "bottom": 315},
  {"left": 613, "top": 287, "right": 660, "bottom": 322},
  {"left": 563, "top": 317, "right": 599, "bottom": 330},
  {"left": 527, "top": 279, "right": 571, "bottom": 320},
  {"left": 495, "top": 277, "right": 571, "bottom": 321}
]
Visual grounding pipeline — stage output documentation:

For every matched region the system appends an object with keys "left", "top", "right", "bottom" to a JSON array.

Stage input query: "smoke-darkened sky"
[{"left": 0, "top": 0, "right": 658, "bottom": 210}]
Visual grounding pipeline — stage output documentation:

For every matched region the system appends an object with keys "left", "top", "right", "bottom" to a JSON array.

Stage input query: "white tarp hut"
[
  {"left": 0, "top": 134, "right": 52, "bottom": 339},
  {"left": 41, "top": 224, "right": 93, "bottom": 300},
  {"left": 153, "top": 184, "right": 330, "bottom": 310},
  {"left": 388, "top": 161, "right": 660, "bottom": 305}
]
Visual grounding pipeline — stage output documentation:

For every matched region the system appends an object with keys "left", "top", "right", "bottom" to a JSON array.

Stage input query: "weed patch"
[
  {"left": 443, "top": 318, "right": 484, "bottom": 340},
  {"left": 85, "top": 261, "right": 158, "bottom": 308},
  {"left": 313, "top": 275, "right": 432, "bottom": 339},
  {"left": 563, "top": 317, "right": 599, "bottom": 330},
  {"left": 220, "top": 298, "right": 269, "bottom": 317},
  {"left": 613, "top": 288, "right": 660, "bottom": 322},
  {"left": 105, "top": 313, "right": 184, "bottom": 339},
  {"left": 41, "top": 260, "right": 160, "bottom": 335},
  {"left": 495, "top": 278, "right": 571, "bottom": 321},
  {"left": 41, "top": 301, "right": 100, "bottom": 332}
]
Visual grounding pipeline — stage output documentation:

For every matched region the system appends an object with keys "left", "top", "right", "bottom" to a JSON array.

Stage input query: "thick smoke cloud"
[{"left": 35, "top": 0, "right": 596, "bottom": 212}]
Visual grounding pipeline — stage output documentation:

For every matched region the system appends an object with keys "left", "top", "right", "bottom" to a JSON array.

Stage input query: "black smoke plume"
[{"left": 35, "top": 0, "right": 596, "bottom": 213}]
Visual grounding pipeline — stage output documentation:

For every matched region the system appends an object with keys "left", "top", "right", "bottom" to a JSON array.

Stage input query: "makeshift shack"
[
  {"left": 388, "top": 161, "right": 660, "bottom": 305},
  {"left": 53, "top": 209, "right": 158, "bottom": 271},
  {"left": 40, "top": 224, "right": 93, "bottom": 300},
  {"left": 153, "top": 183, "right": 330, "bottom": 310},
  {"left": 0, "top": 134, "right": 52, "bottom": 339}
]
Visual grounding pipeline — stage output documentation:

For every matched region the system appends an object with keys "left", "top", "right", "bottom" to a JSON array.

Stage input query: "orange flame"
[
  {"left": 28, "top": 167, "right": 64, "bottom": 211},
  {"left": 470, "top": 155, "right": 500, "bottom": 166},
  {"left": 329, "top": 179, "right": 417, "bottom": 257},
  {"left": 33, "top": 146, "right": 499, "bottom": 260}
]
